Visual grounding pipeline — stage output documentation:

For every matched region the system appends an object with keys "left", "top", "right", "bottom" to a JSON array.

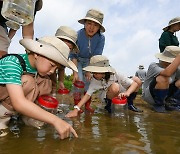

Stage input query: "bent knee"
[
  {"left": 21, "top": 75, "right": 36, "bottom": 92},
  {"left": 175, "top": 79, "right": 180, "bottom": 88},
  {"left": 109, "top": 83, "right": 119, "bottom": 93}
]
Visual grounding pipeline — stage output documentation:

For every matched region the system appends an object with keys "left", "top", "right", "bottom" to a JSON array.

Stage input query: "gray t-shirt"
[
  {"left": 135, "top": 69, "right": 146, "bottom": 82},
  {"left": 143, "top": 62, "right": 178, "bottom": 90}
]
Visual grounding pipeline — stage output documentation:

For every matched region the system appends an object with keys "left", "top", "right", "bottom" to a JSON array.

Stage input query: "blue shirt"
[{"left": 70, "top": 28, "right": 105, "bottom": 59}]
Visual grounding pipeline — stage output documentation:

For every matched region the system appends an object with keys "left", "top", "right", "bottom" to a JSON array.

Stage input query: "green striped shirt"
[{"left": 0, "top": 54, "right": 37, "bottom": 85}]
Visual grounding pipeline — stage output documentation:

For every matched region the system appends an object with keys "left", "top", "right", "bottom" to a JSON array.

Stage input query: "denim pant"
[{"left": 77, "top": 57, "right": 90, "bottom": 91}]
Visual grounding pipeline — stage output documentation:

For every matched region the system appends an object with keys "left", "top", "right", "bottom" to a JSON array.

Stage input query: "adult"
[{"left": 70, "top": 8, "right": 105, "bottom": 112}]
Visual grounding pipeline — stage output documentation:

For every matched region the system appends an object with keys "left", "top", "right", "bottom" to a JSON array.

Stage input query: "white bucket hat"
[
  {"left": 19, "top": 36, "right": 78, "bottom": 72},
  {"left": 155, "top": 46, "right": 180, "bottom": 63},
  {"left": 55, "top": 26, "right": 79, "bottom": 53},
  {"left": 83, "top": 55, "right": 115, "bottom": 73},
  {"left": 163, "top": 17, "right": 180, "bottom": 31},
  {"left": 78, "top": 8, "right": 105, "bottom": 33}
]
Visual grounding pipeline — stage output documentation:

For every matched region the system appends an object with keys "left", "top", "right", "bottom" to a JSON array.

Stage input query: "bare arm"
[
  {"left": 72, "top": 58, "right": 79, "bottom": 83},
  {"left": 22, "top": 22, "right": 34, "bottom": 39},
  {"left": 58, "top": 67, "right": 65, "bottom": 89},
  {"left": 6, "top": 84, "right": 78, "bottom": 139},
  {"left": 160, "top": 54, "right": 180, "bottom": 77},
  {"left": 65, "top": 93, "right": 91, "bottom": 118},
  {"left": 8, "top": 29, "right": 17, "bottom": 40},
  {"left": 118, "top": 81, "right": 138, "bottom": 98}
]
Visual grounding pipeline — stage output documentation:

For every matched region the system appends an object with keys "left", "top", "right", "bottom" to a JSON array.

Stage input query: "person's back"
[
  {"left": 135, "top": 65, "right": 146, "bottom": 83},
  {"left": 159, "top": 17, "right": 180, "bottom": 53}
]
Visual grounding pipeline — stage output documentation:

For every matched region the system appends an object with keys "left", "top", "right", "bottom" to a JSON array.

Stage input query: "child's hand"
[
  {"left": 85, "top": 72, "right": 92, "bottom": 81},
  {"left": 59, "top": 81, "right": 65, "bottom": 89},
  {"left": 65, "top": 109, "right": 79, "bottom": 118},
  {"left": 53, "top": 117, "right": 78, "bottom": 139},
  {"left": 118, "top": 92, "right": 130, "bottom": 98},
  {"left": 73, "top": 72, "right": 79, "bottom": 83}
]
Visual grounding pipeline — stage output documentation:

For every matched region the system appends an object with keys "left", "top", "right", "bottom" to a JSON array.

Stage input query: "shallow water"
[{"left": 0, "top": 97, "right": 180, "bottom": 154}]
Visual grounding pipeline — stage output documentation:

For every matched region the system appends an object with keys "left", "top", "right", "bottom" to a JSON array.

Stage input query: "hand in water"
[
  {"left": 65, "top": 109, "right": 79, "bottom": 118},
  {"left": 54, "top": 117, "right": 78, "bottom": 139}
]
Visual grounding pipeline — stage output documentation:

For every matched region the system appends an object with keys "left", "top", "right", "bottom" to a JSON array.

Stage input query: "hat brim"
[
  {"left": 163, "top": 21, "right": 180, "bottom": 31},
  {"left": 78, "top": 17, "right": 105, "bottom": 32},
  {"left": 19, "top": 39, "right": 78, "bottom": 72},
  {"left": 56, "top": 35, "right": 79, "bottom": 53},
  {"left": 83, "top": 66, "right": 115, "bottom": 73},
  {"left": 155, "top": 53, "right": 175, "bottom": 63}
]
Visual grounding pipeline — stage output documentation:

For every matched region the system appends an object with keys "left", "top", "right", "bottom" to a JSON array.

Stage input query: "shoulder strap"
[{"left": 1, "top": 54, "right": 27, "bottom": 72}]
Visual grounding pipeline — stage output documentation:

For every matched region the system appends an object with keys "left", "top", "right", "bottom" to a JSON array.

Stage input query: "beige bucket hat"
[
  {"left": 19, "top": 36, "right": 78, "bottom": 72},
  {"left": 78, "top": 8, "right": 105, "bottom": 32},
  {"left": 163, "top": 17, "right": 180, "bottom": 31},
  {"left": 155, "top": 46, "right": 180, "bottom": 63},
  {"left": 83, "top": 55, "right": 115, "bottom": 73},
  {"left": 55, "top": 26, "right": 79, "bottom": 53}
]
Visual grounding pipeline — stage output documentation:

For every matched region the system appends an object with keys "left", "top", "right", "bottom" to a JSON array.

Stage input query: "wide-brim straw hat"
[
  {"left": 78, "top": 8, "right": 105, "bottom": 33},
  {"left": 155, "top": 46, "right": 180, "bottom": 63},
  {"left": 19, "top": 36, "right": 78, "bottom": 72},
  {"left": 55, "top": 26, "right": 79, "bottom": 53},
  {"left": 83, "top": 55, "right": 115, "bottom": 73},
  {"left": 163, "top": 17, "right": 180, "bottom": 31},
  {"left": 35, "top": 0, "right": 43, "bottom": 11}
]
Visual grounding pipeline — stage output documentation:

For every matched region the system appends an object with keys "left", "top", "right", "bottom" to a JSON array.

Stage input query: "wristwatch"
[{"left": 74, "top": 105, "right": 80, "bottom": 111}]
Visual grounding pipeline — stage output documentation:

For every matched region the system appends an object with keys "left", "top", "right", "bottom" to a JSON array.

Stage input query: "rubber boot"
[
  {"left": 153, "top": 89, "right": 168, "bottom": 113},
  {"left": 127, "top": 92, "right": 143, "bottom": 112},
  {"left": 85, "top": 97, "right": 94, "bottom": 113},
  {"left": 74, "top": 99, "right": 83, "bottom": 113},
  {"left": 165, "top": 88, "right": 180, "bottom": 111},
  {"left": 104, "top": 98, "right": 112, "bottom": 113}
]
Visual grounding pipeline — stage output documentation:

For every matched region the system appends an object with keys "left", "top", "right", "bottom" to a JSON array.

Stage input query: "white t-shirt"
[{"left": 86, "top": 72, "right": 133, "bottom": 97}]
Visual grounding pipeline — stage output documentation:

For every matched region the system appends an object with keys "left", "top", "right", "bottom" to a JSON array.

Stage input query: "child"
[
  {"left": 0, "top": 36, "right": 78, "bottom": 139},
  {"left": 159, "top": 17, "right": 180, "bottom": 53},
  {"left": 49, "top": 26, "right": 79, "bottom": 91},
  {"left": 70, "top": 8, "right": 105, "bottom": 112},
  {"left": 142, "top": 46, "right": 180, "bottom": 113},
  {"left": 66, "top": 55, "right": 142, "bottom": 118}
]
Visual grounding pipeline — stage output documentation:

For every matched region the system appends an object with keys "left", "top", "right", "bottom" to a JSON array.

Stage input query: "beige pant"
[{"left": 0, "top": 74, "right": 52, "bottom": 129}]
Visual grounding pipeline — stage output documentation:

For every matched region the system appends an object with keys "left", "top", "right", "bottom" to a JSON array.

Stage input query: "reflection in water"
[
  {"left": 131, "top": 113, "right": 152, "bottom": 153},
  {"left": 0, "top": 102, "right": 180, "bottom": 153}
]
